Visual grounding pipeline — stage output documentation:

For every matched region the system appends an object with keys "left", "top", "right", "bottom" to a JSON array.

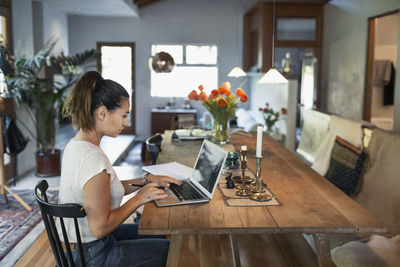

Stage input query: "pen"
[{"left": 129, "top": 183, "right": 165, "bottom": 189}]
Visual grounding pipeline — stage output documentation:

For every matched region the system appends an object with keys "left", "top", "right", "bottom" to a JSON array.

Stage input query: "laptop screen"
[{"left": 192, "top": 141, "right": 226, "bottom": 193}]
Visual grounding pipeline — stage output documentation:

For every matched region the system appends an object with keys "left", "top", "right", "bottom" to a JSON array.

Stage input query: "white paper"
[{"left": 142, "top": 162, "right": 193, "bottom": 180}]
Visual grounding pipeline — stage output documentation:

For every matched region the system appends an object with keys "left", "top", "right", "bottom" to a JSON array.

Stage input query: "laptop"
[{"left": 155, "top": 139, "right": 228, "bottom": 207}]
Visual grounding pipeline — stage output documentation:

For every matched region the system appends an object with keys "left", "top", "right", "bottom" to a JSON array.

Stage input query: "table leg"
[
  {"left": 229, "top": 234, "right": 241, "bottom": 267},
  {"left": 167, "top": 234, "right": 183, "bottom": 267}
]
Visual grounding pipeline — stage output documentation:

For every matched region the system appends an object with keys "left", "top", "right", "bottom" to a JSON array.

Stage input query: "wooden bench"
[{"left": 297, "top": 110, "right": 400, "bottom": 266}]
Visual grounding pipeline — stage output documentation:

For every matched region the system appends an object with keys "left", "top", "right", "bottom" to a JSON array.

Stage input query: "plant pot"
[{"left": 36, "top": 149, "right": 61, "bottom": 177}]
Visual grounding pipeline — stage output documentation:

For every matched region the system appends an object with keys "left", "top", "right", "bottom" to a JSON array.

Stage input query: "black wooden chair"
[
  {"left": 35, "top": 180, "right": 87, "bottom": 267},
  {"left": 146, "top": 133, "right": 163, "bottom": 165}
]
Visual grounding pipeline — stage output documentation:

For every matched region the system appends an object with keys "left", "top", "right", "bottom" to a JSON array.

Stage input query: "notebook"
[{"left": 154, "top": 139, "right": 228, "bottom": 207}]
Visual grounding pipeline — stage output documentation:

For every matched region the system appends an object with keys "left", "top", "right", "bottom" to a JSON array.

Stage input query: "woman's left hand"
[{"left": 146, "top": 174, "right": 182, "bottom": 188}]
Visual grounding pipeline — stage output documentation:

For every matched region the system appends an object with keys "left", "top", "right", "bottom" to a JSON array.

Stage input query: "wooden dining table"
[{"left": 138, "top": 130, "right": 386, "bottom": 267}]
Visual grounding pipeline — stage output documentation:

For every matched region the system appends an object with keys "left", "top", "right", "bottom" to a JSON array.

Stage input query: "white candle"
[
  {"left": 241, "top": 145, "right": 247, "bottom": 151},
  {"left": 256, "top": 125, "right": 263, "bottom": 157}
]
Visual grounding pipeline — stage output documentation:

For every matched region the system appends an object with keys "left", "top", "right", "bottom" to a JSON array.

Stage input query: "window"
[{"left": 151, "top": 44, "right": 218, "bottom": 97}]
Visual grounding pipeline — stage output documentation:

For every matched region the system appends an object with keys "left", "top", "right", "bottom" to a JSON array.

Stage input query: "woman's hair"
[{"left": 63, "top": 71, "right": 129, "bottom": 132}]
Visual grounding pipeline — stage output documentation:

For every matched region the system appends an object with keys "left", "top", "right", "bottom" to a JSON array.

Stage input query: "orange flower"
[
  {"left": 218, "top": 86, "right": 225, "bottom": 95},
  {"left": 210, "top": 89, "right": 219, "bottom": 98},
  {"left": 201, "top": 95, "right": 209, "bottom": 103},
  {"left": 236, "top": 88, "right": 245, "bottom": 97},
  {"left": 224, "top": 89, "right": 231, "bottom": 96},
  {"left": 275, "top": 113, "right": 280, "bottom": 118},
  {"left": 240, "top": 94, "right": 248, "bottom": 103},
  {"left": 217, "top": 97, "right": 227, "bottom": 107},
  {"left": 263, "top": 108, "right": 269, "bottom": 113},
  {"left": 188, "top": 90, "right": 199, "bottom": 100},
  {"left": 281, "top": 108, "right": 287, "bottom": 115},
  {"left": 198, "top": 85, "right": 204, "bottom": 91},
  {"left": 223, "top": 81, "right": 231, "bottom": 90},
  {"left": 199, "top": 91, "right": 207, "bottom": 101}
]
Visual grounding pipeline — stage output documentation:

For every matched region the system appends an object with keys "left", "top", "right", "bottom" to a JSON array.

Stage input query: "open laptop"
[{"left": 155, "top": 139, "right": 228, "bottom": 207}]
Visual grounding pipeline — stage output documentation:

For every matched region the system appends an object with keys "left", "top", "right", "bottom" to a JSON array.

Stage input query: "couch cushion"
[
  {"left": 354, "top": 129, "right": 400, "bottom": 234},
  {"left": 296, "top": 109, "right": 330, "bottom": 164},
  {"left": 325, "top": 136, "right": 366, "bottom": 196},
  {"left": 312, "top": 115, "right": 366, "bottom": 176},
  {"left": 331, "top": 235, "right": 400, "bottom": 267}
]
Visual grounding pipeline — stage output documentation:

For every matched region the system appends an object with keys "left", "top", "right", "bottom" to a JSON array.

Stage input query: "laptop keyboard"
[{"left": 169, "top": 180, "right": 204, "bottom": 201}]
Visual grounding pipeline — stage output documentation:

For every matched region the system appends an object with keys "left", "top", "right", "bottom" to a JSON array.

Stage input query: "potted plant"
[{"left": 5, "top": 40, "right": 98, "bottom": 177}]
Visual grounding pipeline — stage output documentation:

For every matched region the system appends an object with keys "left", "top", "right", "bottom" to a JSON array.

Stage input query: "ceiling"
[
  {"left": 34, "top": 0, "right": 140, "bottom": 17},
  {"left": 33, "top": 0, "right": 330, "bottom": 18}
]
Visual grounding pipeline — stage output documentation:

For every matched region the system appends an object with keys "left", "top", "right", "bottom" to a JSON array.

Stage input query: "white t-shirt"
[{"left": 57, "top": 139, "right": 125, "bottom": 243}]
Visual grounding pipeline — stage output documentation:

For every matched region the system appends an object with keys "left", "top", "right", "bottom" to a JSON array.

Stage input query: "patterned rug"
[{"left": 0, "top": 189, "right": 58, "bottom": 260}]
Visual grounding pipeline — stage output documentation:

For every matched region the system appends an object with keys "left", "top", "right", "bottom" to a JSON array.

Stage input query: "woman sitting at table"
[{"left": 59, "top": 71, "right": 181, "bottom": 266}]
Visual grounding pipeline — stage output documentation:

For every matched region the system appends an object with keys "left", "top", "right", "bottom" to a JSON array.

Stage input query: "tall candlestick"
[{"left": 256, "top": 126, "right": 263, "bottom": 157}]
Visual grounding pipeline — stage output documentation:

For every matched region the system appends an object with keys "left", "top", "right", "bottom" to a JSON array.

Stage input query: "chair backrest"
[
  {"left": 35, "top": 180, "right": 87, "bottom": 267},
  {"left": 146, "top": 134, "right": 163, "bottom": 165}
]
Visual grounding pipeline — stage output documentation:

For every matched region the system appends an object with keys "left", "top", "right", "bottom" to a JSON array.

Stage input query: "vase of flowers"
[
  {"left": 259, "top": 103, "right": 287, "bottom": 134},
  {"left": 188, "top": 82, "right": 248, "bottom": 144}
]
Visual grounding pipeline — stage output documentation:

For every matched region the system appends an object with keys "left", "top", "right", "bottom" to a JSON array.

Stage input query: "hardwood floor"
[
  {"left": 16, "top": 232, "right": 317, "bottom": 266},
  {"left": 15, "top": 231, "right": 55, "bottom": 267}
]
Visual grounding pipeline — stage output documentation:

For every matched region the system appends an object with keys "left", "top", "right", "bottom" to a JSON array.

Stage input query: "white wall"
[
  {"left": 322, "top": 0, "right": 400, "bottom": 130},
  {"left": 42, "top": 0, "right": 69, "bottom": 54},
  {"left": 11, "top": 0, "right": 36, "bottom": 175},
  {"left": 68, "top": 0, "right": 252, "bottom": 137},
  {"left": 12, "top": 0, "right": 34, "bottom": 57}
]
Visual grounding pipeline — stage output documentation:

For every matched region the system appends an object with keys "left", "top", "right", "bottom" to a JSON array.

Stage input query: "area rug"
[{"left": 0, "top": 189, "right": 58, "bottom": 261}]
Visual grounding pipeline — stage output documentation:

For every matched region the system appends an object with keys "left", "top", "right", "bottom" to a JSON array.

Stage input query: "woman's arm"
[
  {"left": 83, "top": 170, "right": 167, "bottom": 239},
  {"left": 120, "top": 174, "right": 182, "bottom": 195}
]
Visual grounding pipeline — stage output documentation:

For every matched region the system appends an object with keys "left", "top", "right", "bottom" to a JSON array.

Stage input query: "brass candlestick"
[
  {"left": 249, "top": 156, "right": 272, "bottom": 202},
  {"left": 236, "top": 148, "right": 250, "bottom": 196}
]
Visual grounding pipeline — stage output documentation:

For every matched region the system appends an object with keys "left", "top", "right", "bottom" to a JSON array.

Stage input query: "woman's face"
[{"left": 103, "top": 98, "right": 130, "bottom": 137}]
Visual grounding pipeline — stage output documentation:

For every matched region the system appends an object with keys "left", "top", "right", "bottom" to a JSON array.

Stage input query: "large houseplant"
[{"left": 6, "top": 40, "right": 98, "bottom": 176}]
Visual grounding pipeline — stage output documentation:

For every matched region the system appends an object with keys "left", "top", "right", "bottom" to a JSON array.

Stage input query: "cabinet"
[
  {"left": 151, "top": 108, "right": 197, "bottom": 134},
  {"left": 243, "top": 2, "right": 325, "bottom": 108}
]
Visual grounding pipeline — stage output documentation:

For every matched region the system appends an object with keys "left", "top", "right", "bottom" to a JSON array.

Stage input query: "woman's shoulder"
[{"left": 64, "top": 139, "right": 104, "bottom": 158}]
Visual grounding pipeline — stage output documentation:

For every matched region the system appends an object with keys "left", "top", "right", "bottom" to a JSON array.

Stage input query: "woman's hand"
[
  {"left": 136, "top": 183, "right": 168, "bottom": 205},
  {"left": 146, "top": 174, "right": 182, "bottom": 188}
]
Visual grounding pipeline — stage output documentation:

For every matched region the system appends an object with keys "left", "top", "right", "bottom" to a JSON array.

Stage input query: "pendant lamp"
[
  {"left": 228, "top": 66, "right": 247, "bottom": 78},
  {"left": 258, "top": 0, "right": 288, "bottom": 84}
]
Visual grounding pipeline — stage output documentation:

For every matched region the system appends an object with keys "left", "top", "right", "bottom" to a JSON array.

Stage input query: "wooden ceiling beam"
[{"left": 133, "top": 0, "right": 162, "bottom": 8}]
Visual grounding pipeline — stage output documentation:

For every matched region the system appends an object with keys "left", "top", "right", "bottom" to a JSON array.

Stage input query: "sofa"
[{"left": 297, "top": 110, "right": 400, "bottom": 266}]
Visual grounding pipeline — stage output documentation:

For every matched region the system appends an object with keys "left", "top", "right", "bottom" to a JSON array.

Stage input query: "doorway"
[
  {"left": 364, "top": 10, "right": 399, "bottom": 130},
  {"left": 97, "top": 42, "right": 136, "bottom": 134}
]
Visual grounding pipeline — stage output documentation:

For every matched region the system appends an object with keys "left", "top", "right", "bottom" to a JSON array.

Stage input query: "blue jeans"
[{"left": 73, "top": 224, "right": 169, "bottom": 267}]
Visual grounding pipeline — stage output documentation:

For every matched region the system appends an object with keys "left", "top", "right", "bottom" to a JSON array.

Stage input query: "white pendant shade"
[
  {"left": 228, "top": 66, "right": 247, "bottom": 78},
  {"left": 258, "top": 68, "right": 288, "bottom": 84}
]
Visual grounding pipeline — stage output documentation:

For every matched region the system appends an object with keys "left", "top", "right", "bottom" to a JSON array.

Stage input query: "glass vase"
[
  {"left": 212, "top": 118, "right": 229, "bottom": 144},
  {"left": 265, "top": 122, "right": 275, "bottom": 135}
]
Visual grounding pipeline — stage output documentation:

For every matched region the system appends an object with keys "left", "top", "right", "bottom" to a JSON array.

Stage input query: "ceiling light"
[
  {"left": 228, "top": 67, "right": 247, "bottom": 78},
  {"left": 258, "top": 0, "right": 288, "bottom": 84}
]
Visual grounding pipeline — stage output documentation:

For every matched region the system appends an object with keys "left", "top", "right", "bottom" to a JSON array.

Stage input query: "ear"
[{"left": 95, "top": 106, "right": 108, "bottom": 121}]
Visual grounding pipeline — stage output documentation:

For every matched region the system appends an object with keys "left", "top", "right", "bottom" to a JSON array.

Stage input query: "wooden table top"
[{"left": 138, "top": 131, "right": 386, "bottom": 235}]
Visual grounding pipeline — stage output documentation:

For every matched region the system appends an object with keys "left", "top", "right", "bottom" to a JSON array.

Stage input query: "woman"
[{"left": 59, "top": 71, "right": 181, "bottom": 266}]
